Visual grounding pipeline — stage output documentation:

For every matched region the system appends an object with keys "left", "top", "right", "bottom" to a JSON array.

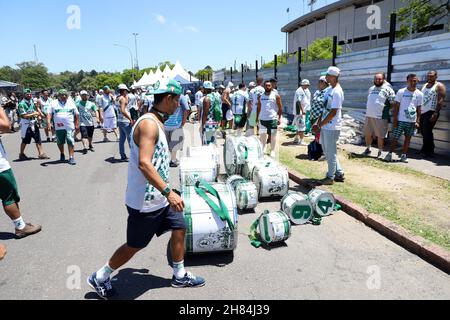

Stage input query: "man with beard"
[{"left": 363, "top": 73, "right": 396, "bottom": 158}]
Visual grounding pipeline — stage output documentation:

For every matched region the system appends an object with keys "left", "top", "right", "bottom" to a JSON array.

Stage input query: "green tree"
[
  {"left": 397, "top": 0, "right": 450, "bottom": 39},
  {"left": 0, "top": 66, "right": 21, "bottom": 83},
  {"left": 158, "top": 61, "right": 175, "bottom": 69},
  {"left": 16, "top": 62, "right": 51, "bottom": 90},
  {"left": 78, "top": 76, "right": 99, "bottom": 92},
  {"left": 195, "top": 66, "right": 213, "bottom": 81},
  {"left": 262, "top": 37, "right": 342, "bottom": 68},
  {"left": 121, "top": 69, "right": 140, "bottom": 86}
]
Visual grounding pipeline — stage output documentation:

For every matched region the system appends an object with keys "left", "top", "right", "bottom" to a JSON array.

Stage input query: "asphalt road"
[{"left": 0, "top": 124, "right": 449, "bottom": 300}]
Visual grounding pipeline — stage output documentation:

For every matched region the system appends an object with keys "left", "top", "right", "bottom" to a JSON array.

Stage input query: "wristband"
[{"left": 162, "top": 187, "right": 171, "bottom": 197}]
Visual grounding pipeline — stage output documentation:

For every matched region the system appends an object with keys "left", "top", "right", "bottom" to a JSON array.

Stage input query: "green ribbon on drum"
[{"left": 194, "top": 180, "right": 235, "bottom": 231}]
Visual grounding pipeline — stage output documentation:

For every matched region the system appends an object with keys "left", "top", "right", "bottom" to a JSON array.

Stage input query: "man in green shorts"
[
  {"left": 47, "top": 89, "right": 80, "bottom": 165},
  {"left": 0, "top": 99, "right": 42, "bottom": 240},
  {"left": 77, "top": 90, "right": 99, "bottom": 154},
  {"left": 257, "top": 80, "right": 283, "bottom": 158}
]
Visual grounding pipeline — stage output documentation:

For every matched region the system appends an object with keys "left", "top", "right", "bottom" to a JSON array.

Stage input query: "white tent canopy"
[{"left": 135, "top": 61, "right": 199, "bottom": 87}]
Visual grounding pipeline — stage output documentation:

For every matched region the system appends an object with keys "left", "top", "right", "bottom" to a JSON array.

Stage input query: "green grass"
[{"left": 280, "top": 150, "right": 450, "bottom": 251}]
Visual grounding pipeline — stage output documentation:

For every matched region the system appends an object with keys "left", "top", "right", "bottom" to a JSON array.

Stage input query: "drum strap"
[
  {"left": 194, "top": 180, "right": 235, "bottom": 231},
  {"left": 249, "top": 217, "right": 262, "bottom": 248}
]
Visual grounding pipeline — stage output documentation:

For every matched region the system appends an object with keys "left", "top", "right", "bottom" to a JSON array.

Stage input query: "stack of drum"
[{"left": 224, "top": 135, "right": 264, "bottom": 176}]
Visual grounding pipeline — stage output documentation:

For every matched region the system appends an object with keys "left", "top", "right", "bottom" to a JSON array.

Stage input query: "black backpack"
[{"left": 308, "top": 140, "right": 323, "bottom": 161}]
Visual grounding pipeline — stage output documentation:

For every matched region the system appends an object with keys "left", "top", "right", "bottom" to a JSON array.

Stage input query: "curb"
[{"left": 288, "top": 171, "right": 450, "bottom": 275}]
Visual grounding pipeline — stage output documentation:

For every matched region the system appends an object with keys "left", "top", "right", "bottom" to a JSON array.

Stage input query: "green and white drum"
[
  {"left": 187, "top": 145, "right": 221, "bottom": 177},
  {"left": 224, "top": 135, "right": 264, "bottom": 176},
  {"left": 180, "top": 157, "right": 218, "bottom": 189},
  {"left": 226, "top": 175, "right": 247, "bottom": 192},
  {"left": 252, "top": 163, "right": 289, "bottom": 199},
  {"left": 242, "top": 158, "right": 275, "bottom": 180},
  {"left": 281, "top": 192, "right": 313, "bottom": 225},
  {"left": 257, "top": 211, "right": 291, "bottom": 245},
  {"left": 183, "top": 182, "right": 238, "bottom": 254},
  {"left": 235, "top": 182, "right": 258, "bottom": 211},
  {"left": 308, "top": 189, "right": 336, "bottom": 217}
]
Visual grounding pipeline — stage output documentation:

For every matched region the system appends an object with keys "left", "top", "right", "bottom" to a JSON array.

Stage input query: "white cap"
[
  {"left": 319, "top": 76, "right": 328, "bottom": 83},
  {"left": 80, "top": 90, "right": 88, "bottom": 96},
  {"left": 117, "top": 84, "right": 129, "bottom": 91},
  {"left": 249, "top": 82, "right": 256, "bottom": 88},
  {"left": 1, "top": 97, "right": 8, "bottom": 105},
  {"left": 227, "top": 82, "right": 234, "bottom": 88},
  {"left": 186, "top": 90, "right": 192, "bottom": 94},
  {"left": 301, "top": 79, "right": 311, "bottom": 86},
  {"left": 327, "top": 66, "right": 341, "bottom": 77},
  {"left": 219, "top": 85, "right": 225, "bottom": 89},
  {"left": 203, "top": 81, "right": 215, "bottom": 90}
]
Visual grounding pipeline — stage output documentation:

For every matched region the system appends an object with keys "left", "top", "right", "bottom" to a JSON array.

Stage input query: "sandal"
[{"left": 38, "top": 154, "right": 50, "bottom": 160}]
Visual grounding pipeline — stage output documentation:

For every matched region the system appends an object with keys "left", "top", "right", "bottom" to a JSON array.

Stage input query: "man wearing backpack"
[
  {"left": 419, "top": 71, "right": 447, "bottom": 158},
  {"left": 201, "top": 81, "right": 221, "bottom": 145},
  {"left": 231, "top": 83, "right": 249, "bottom": 136}
]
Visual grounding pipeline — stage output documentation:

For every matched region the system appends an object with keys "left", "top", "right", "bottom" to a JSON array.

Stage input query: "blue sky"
[{"left": 0, "top": 0, "right": 335, "bottom": 74}]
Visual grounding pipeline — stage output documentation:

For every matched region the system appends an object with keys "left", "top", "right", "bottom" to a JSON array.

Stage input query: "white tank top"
[
  {"left": 422, "top": 83, "right": 439, "bottom": 114},
  {"left": 259, "top": 91, "right": 279, "bottom": 121},
  {"left": 125, "top": 113, "right": 170, "bottom": 213}
]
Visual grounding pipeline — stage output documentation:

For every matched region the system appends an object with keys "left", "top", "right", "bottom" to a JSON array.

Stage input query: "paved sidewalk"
[{"left": 339, "top": 144, "right": 450, "bottom": 181}]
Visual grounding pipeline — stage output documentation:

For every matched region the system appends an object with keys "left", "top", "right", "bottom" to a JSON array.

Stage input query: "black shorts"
[
  {"left": 222, "top": 104, "right": 230, "bottom": 121},
  {"left": 22, "top": 125, "right": 42, "bottom": 145},
  {"left": 126, "top": 205, "right": 187, "bottom": 249},
  {"left": 80, "top": 126, "right": 95, "bottom": 139}
]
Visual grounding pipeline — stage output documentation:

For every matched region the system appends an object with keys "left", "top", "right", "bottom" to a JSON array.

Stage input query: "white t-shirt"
[
  {"left": 322, "top": 85, "right": 344, "bottom": 131},
  {"left": 99, "top": 94, "right": 116, "bottom": 119},
  {"left": 395, "top": 88, "right": 424, "bottom": 123},
  {"left": 249, "top": 86, "right": 264, "bottom": 114},
  {"left": 50, "top": 99, "right": 79, "bottom": 131},
  {"left": 259, "top": 91, "right": 279, "bottom": 121},
  {"left": 366, "top": 85, "right": 396, "bottom": 119},
  {"left": 127, "top": 93, "right": 138, "bottom": 110},
  {"left": 195, "top": 91, "right": 203, "bottom": 106},
  {"left": 231, "top": 90, "right": 249, "bottom": 115},
  {"left": 293, "top": 88, "right": 311, "bottom": 116},
  {"left": 0, "top": 138, "right": 11, "bottom": 173}
]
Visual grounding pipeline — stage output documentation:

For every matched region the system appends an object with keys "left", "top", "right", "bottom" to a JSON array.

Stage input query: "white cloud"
[
  {"left": 155, "top": 14, "right": 166, "bottom": 24},
  {"left": 185, "top": 26, "right": 199, "bottom": 33}
]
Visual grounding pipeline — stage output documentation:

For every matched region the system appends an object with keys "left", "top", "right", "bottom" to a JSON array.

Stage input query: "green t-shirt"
[
  {"left": 76, "top": 100, "right": 98, "bottom": 127},
  {"left": 18, "top": 99, "right": 37, "bottom": 125}
]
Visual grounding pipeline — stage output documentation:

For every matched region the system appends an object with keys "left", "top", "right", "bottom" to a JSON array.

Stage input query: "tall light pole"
[
  {"left": 132, "top": 33, "right": 139, "bottom": 70},
  {"left": 114, "top": 44, "right": 134, "bottom": 70}
]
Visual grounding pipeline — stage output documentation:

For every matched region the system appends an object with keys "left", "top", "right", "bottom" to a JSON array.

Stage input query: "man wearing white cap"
[
  {"left": 292, "top": 79, "right": 312, "bottom": 145},
  {"left": 247, "top": 76, "right": 265, "bottom": 137},
  {"left": 201, "top": 81, "right": 221, "bottom": 145},
  {"left": 98, "top": 86, "right": 119, "bottom": 143},
  {"left": 314, "top": 67, "right": 345, "bottom": 185},
  {"left": 77, "top": 90, "right": 99, "bottom": 154}
]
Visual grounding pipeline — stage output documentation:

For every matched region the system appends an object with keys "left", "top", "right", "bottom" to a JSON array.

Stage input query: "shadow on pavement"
[
  {"left": 295, "top": 154, "right": 310, "bottom": 160},
  {"left": 0, "top": 232, "right": 16, "bottom": 240},
  {"left": 166, "top": 241, "right": 234, "bottom": 268},
  {"left": 40, "top": 160, "right": 66, "bottom": 167},
  {"left": 85, "top": 269, "right": 171, "bottom": 300},
  {"left": 12, "top": 158, "right": 38, "bottom": 163},
  {"left": 105, "top": 157, "right": 128, "bottom": 164}
]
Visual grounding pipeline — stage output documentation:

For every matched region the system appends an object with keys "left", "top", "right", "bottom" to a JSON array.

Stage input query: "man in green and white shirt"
[
  {"left": 77, "top": 90, "right": 99, "bottom": 154},
  {"left": 231, "top": 83, "right": 249, "bottom": 136},
  {"left": 17, "top": 89, "right": 50, "bottom": 161},
  {"left": 48, "top": 89, "right": 80, "bottom": 165}
]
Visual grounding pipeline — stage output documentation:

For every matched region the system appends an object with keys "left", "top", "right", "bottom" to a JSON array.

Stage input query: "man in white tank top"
[
  {"left": 88, "top": 79, "right": 205, "bottom": 300},
  {"left": 419, "top": 70, "right": 447, "bottom": 158},
  {"left": 257, "top": 80, "right": 283, "bottom": 158}
]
